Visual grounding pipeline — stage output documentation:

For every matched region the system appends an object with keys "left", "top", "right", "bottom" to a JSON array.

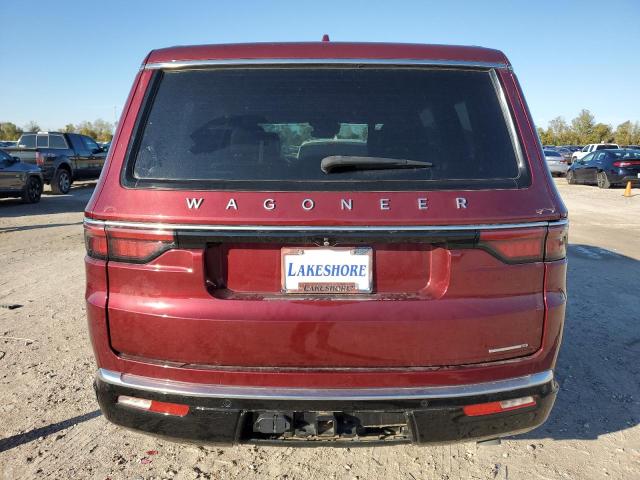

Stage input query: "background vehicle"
[
  {"left": 4, "top": 132, "right": 106, "bottom": 194},
  {"left": 567, "top": 148, "right": 640, "bottom": 188},
  {"left": 544, "top": 148, "right": 568, "bottom": 175},
  {"left": 87, "top": 42, "right": 567, "bottom": 446},
  {"left": 0, "top": 149, "right": 43, "bottom": 203},
  {"left": 0, "top": 140, "right": 17, "bottom": 148},
  {"left": 555, "top": 146, "right": 573, "bottom": 163},
  {"left": 571, "top": 143, "right": 620, "bottom": 163}
]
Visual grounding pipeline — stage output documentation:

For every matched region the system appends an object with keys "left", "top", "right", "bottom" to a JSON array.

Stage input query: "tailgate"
[{"left": 103, "top": 224, "right": 548, "bottom": 368}]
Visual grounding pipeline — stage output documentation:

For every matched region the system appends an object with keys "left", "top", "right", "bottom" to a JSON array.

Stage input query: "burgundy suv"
[{"left": 85, "top": 42, "right": 568, "bottom": 445}]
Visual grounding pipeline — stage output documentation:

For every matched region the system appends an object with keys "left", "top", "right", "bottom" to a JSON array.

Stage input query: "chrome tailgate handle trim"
[{"left": 84, "top": 218, "right": 567, "bottom": 232}]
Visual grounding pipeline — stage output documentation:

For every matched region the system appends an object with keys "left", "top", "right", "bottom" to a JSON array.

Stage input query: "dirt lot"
[{"left": 1, "top": 179, "right": 639, "bottom": 479}]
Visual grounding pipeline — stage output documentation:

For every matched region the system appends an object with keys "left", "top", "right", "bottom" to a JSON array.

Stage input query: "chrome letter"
[{"left": 186, "top": 198, "right": 204, "bottom": 210}]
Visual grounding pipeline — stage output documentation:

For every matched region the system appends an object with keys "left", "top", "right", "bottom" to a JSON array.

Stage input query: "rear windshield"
[
  {"left": 596, "top": 144, "right": 618, "bottom": 150},
  {"left": 126, "top": 68, "right": 526, "bottom": 191}
]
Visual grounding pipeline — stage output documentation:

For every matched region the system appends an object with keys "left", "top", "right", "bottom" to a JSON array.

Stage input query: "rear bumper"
[
  {"left": 547, "top": 163, "right": 568, "bottom": 174},
  {"left": 95, "top": 368, "right": 557, "bottom": 445},
  {"left": 612, "top": 173, "right": 640, "bottom": 184}
]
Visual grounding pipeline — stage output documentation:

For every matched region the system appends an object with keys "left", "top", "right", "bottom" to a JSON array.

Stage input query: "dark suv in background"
[{"left": 4, "top": 132, "right": 107, "bottom": 194}]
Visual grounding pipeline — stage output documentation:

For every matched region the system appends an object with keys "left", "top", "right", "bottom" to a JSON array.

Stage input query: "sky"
[{"left": 1, "top": 0, "right": 639, "bottom": 131}]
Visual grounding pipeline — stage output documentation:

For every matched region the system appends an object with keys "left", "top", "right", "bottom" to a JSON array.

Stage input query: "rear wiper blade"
[{"left": 320, "top": 155, "right": 433, "bottom": 174}]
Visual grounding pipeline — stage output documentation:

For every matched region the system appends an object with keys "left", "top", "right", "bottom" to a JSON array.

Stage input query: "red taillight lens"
[
  {"left": 35, "top": 152, "right": 45, "bottom": 166},
  {"left": 479, "top": 227, "right": 546, "bottom": 263},
  {"left": 613, "top": 160, "right": 640, "bottom": 167},
  {"left": 107, "top": 227, "right": 174, "bottom": 263},
  {"left": 84, "top": 224, "right": 108, "bottom": 259},
  {"left": 84, "top": 223, "right": 174, "bottom": 263},
  {"left": 463, "top": 396, "right": 536, "bottom": 417},
  {"left": 545, "top": 223, "right": 569, "bottom": 261},
  {"left": 117, "top": 395, "right": 189, "bottom": 417}
]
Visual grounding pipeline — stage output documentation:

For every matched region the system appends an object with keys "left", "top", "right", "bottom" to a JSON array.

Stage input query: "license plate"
[{"left": 281, "top": 247, "right": 373, "bottom": 294}]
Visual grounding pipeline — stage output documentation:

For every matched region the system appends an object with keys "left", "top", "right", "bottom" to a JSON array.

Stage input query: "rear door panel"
[{"left": 106, "top": 239, "right": 544, "bottom": 368}]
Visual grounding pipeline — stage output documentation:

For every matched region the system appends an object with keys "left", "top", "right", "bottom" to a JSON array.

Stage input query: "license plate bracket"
[{"left": 281, "top": 247, "right": 373, "bottom": 294}]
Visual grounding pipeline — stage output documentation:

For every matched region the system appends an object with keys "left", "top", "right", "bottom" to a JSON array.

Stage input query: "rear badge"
[
  {"left": 185, "top": 197, "right": 468, "bottom": 212},
  {"left": 281, "top": 247, "right": 373, "bottom": 294}
]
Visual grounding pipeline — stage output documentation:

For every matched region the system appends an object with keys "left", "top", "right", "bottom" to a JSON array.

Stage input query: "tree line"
[
  {"left": 0, "top": 119, "right": 115, "bottom": 143},
  {"left": 537, "top": 109, "right": 640, "bottom": 146},
  {"left": 3, "top": 110, "right": 639, "bottom": 147}
]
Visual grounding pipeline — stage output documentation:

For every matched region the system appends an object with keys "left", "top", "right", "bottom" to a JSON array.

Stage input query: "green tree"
[
  {"left": 613, "top": 120, "right": 640, "bottom": 145},
  {"left": 74, "top": 119, "right": 114, "bottom": 142},
  {"left": 24, "top": 121, "right": 41, "bottom": 133},
  {"left": 632, "top": 122, "right": 640, "bottom": 145},
  {"left": 547, "top": 116, "right": 570, "bottom": 145},
  {"left": 0, "top": 122, "right": 23, "bottom": 140},
  {"left": 591, "top": 123, "right": 613, "bottom": 143},
  {"left": 571, "top": 109, "right": 595, "bottom": 144},
  {"left": 62, "top": 123, "right": 76, "bottom": 133},
  {"left": 537, "top": 126, "right": 553, "bottom": 145}
]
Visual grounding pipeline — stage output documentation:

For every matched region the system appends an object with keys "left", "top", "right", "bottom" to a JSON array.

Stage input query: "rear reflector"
[
  {"left": 84, "top": 224, "right": 175, "bottom": 263},
  {"left": 117, "top": 395, "right": 189, "bottom": 417},
  {"left": 463, "top": 396, "right": 536, "bottom": 417}
]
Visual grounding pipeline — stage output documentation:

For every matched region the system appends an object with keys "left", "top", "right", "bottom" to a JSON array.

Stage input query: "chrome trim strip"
[
  {"left": 84, "top": 218, "right": 567, "bottom": 232},
  {"left": 490, "top": 69, "right": 526, "bottom": 170},
  {"left": 97, "top": 368, "right": 553, "bottom": 401},
  {"left": 144, "top": 58, "right": 509, "bottom": 70},
  {"left": 488, "top": 343, "right": 529, "bottom": 354}
]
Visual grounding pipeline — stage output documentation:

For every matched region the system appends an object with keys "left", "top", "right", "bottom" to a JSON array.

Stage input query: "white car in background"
[{"left": 571, "top": 143, "right": 620, "bottom": 163}]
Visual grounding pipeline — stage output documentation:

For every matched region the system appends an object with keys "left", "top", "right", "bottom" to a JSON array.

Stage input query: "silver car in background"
[{"left": 544, "top": 149, "right": 568, "bottom": 176}]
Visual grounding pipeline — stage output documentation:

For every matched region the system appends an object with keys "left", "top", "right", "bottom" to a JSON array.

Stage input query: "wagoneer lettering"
[{"left": 86, "top": 42, "right": 567, "bottom": 445}]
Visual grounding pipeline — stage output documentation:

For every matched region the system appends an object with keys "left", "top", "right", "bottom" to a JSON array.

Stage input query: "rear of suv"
[{"left": 86, "top": 42, "right": 568, "bottom": 445}]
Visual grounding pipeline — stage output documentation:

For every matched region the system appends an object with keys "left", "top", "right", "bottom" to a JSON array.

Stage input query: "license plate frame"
[{"left": 281, "top": 247, "right": 373, "bottom": 294}]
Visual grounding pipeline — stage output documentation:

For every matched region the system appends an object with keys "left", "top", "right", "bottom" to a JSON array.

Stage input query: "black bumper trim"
[{"left": 94, "top": 372, "right": 558, "bottom": 445}]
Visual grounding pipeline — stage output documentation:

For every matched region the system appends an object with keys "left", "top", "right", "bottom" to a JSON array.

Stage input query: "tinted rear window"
[
  {"left": 19, "top": 134, "right": 36, "bottom": 148},
  {"left": 126, "top": 68, "right": 526, "bottom": 191},
  {"left": 595, "top": 144, "right": 618, "bottom": 150},
  {"left": 49, "top": 134, "right": 68, "bottom": 149}
]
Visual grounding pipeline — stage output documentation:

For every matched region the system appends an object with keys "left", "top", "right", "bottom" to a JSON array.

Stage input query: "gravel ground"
[{"left": 1, "top": 179, "right": 639, "bottom": 479}]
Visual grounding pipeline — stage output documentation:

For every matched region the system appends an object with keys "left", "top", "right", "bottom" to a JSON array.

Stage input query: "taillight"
[
  {"left": 479, "top": 224, "right": 568, "bottom": 263},
  {"left": 117, "top": 395, "right": 189, "bottom": 417},
  {"left": 613, "top": 160, "right": 640, "bottom": 167},
  {"left": 84, "top": 224, "right": 175, "bottom": 263},
  {"left": 35, "top": 152, "right": 45, "bottom": 166},
  {"left": 545, "top": 223, "right": 569, "bottom": 261},
  {"left": 479, "top": 227, "right": 546, "bottom": 263},
  {"left": 84, "top": 224, "right": 108, "bottom": 259},
  {"left": 463, "top": 396, "right": 536, "bottom": 417}
]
